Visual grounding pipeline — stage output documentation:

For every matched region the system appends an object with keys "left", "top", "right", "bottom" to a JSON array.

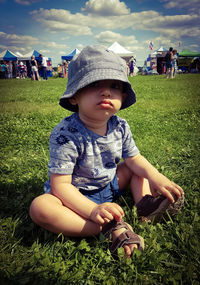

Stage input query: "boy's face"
[{"left": 69, "top": 79, "right": 126, "bottom": 120}]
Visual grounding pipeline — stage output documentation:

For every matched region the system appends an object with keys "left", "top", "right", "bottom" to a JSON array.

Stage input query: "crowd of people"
[
  {"left": 1, "top": 48, "right": 199, "bottom": 80},
  {"left": 0, "top": 54, "right": 51, "bottom": 80},
  {"left": 0, "top": 61, "right": 23, "bottom": 79}
]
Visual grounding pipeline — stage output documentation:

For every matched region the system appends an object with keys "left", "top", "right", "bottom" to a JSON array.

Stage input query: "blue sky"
[{"left": 0, "top": 0, "right": 199, "bottom": 66}]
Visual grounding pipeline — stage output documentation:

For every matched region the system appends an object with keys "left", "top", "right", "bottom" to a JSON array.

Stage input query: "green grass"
[{"left": 0, "top": 74, "right": 200, "bottom": 285}]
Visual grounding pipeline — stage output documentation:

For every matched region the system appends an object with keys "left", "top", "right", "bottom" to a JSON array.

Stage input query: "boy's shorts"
[{"left": 79, "top": 174, "right": 122, "bottom": 204}]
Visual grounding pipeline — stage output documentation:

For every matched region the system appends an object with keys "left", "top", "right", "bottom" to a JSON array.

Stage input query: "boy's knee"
[{"left": 29, "top": 195, "right": 48, "bottom": 224}]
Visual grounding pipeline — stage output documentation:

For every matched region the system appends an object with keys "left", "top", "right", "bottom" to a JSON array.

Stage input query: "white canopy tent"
[
  {"left": 108, "top": 42, "right": 135, "bottom": 58},
  {"left": 108, "top": 42, "right": 138, "bottom": 75}
]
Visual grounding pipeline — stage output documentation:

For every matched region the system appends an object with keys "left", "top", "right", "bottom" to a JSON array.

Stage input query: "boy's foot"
[
  {"left": 136, "top": 193, "right": 184, "bottom": 223},
  {"left": 101, "top": 220, "right": 144, "bottom": 258}
]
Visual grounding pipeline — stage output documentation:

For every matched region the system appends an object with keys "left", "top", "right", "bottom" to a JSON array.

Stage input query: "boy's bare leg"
[
  {"left": 115, "top": 162, "right": 151, "bottom": 256},
  {"left": 30, "top": 191, "right": 140, "bottom": 258},
  {"left": 29, "top": 194, "right": 101, "bottom": 237},
  {"left": 117, "top": 161, "right": 152, "bottom": 204}
]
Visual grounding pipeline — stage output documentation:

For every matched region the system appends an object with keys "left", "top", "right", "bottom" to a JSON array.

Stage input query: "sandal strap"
[
  {"left": 101, "top": 220, "right": 144, "bottom": 254},
  {"left": 101, "top": 220, "right": 129, "bottom": 239},
  {"left": 110, "top": 230, "right": 144, "bottom": 253}
]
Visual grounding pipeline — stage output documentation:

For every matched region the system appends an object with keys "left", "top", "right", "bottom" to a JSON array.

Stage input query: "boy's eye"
[
  {"left": 88, "top": 82, "right": 99, "bottom": 88},
  {"left": 111, "top": 82, "right": 121, "bottom": 90}
]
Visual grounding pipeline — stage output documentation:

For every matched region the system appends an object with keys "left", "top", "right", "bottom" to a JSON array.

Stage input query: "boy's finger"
[
  {"left": 101, "top": 209, "right": 114, "bottom": 220},
  {"left": 172, "top": 182, "right": 184, "bottom": 194},
  {"left": 112, "top": 203, "right": 125, "bottom": 216},
  {"left": 96, "top": 214, "right": 105, "bottom": 225},
  {"left": 160, "top": 187, "right": 175, "bottom": 203},
  {"left": 166, "top": 184, "right": 184, "bottom": 198},
  {"left": 110, "top": 208, "right": 124, "bottom": 221}
]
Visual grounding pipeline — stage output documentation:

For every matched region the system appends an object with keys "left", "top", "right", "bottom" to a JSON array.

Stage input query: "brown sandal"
[{"left": 101, "top": 220, "right": 144, "bottom": 255}]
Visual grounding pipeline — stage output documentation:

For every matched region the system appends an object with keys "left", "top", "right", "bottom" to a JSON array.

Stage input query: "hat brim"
[{"left": 59, "top": 68, "right": 136, "bottom": 112}]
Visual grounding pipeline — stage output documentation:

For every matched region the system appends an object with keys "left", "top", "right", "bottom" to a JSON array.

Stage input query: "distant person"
[
  {"left": 129, "top": 57, "right": 136, "bottom": 77},
  {"left": 57, "top": 64, "right": 63, "bottom": 78},
  {"left": 30, "top": 46, "right": 184, "bottom": 259},
  {"left": 18, "top": 61, "right": 26, "bottom": 79},
  {"left": 7, "top": 61, "right": 13, "bottom": 79},
  {"left": 31, "top": 55, "right": 40, "bottom": 80},
  {"left": 171, "top": 49, "right": 178, "bottom": 78},
  {"left": 39, "top": 54, "right": 48, "bottom": 80},
  {"left": 165, "top": 47, "right": 174, "bottom": 79},
  {"left": 0, "top": 62, "right": 7, "bottom": 79}
]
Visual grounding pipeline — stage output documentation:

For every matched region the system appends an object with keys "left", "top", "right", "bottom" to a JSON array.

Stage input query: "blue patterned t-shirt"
[{"left": 44, "top": 112, "right": 139, "bottom": 193}]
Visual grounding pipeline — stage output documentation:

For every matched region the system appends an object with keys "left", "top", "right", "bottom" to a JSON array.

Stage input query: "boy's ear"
[{"left": 69, "top": 96, "right": 77, "bottom": 105}]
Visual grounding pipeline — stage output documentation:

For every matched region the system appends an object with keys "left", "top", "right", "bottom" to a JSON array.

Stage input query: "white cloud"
[
  {"left": 30, "top": 6, "right": 199, "bottom": 42},
  {"left": 60, "top": 36, "right": 69, "bottom": 41},
  {"left": 127, "top": 12, "right": 200, "bottom": 42},
  {"left": 0, "top": 31, "right": 69, "bottom": 57},
  {"left": 41, "top": 19, "right": 92, "bottom": 35},
  {"left": 0, "top": 31, "right": 39, "bottom": 45},
  {"left": 27, "top": 4, "right": 199, "bottom": 64},
  {"left": 43, "top": 41, "right": 69, "bottom": 49},
  {"left": 58, "top": 51, "right": 66, "bottom": 55},
  {"left": 39, "top": 49, "right": 50, "bottom": 53},
  {"left": 14, "top": 0, "right": 41, "bottom": 5},
  {"left": 31, "top": 8, "right": 92, "bottom": 35},
  {"left": 160, "top": 0, "right": 200, "bottom": 12},
  {"left": 82, "top": 0, "right": 130, "bottom": 16},
  {"left": 95, "top": 31, "right": 138, "bottom": 49},
  {"left": 0, "top": 44, "right": 28, "bottom": 53}
]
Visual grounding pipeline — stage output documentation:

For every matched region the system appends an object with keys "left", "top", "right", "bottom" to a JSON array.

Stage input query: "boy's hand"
[
  {"left": 149, "top": 172, "right": 184, "bottom": 203},
  {"left": 89, "top": 202, "right": 124, "bottom": 225}
]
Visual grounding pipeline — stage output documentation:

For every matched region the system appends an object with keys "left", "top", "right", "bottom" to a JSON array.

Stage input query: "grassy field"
[{"left": 0, "top": 74, "right": 200, "bottom": 285}]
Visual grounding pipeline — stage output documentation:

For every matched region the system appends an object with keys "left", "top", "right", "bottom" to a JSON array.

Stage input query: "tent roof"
[
  {"left": 0, "top": 49, "right": 18, "bottom": 61},
  {"left": 61, "top": 48, "right": 80, "bottom": 60},
  {"left": 108, "top": 42, "right": 134, "bottom": 57},
  {"left": 179, "top": 49, "right": 200, "bottom": 57},
  {"left": 22, "top": 50, "right": 41, "bottom": 60},
  {"left": 157, "top": 46, "right": 168, "bottom": 52},
  {"left": 15, "top": 51, "right": 23, "bottom": 57}
]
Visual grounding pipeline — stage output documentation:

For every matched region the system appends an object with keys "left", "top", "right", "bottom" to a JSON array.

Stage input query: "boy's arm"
[
  {"left": 125, "top": 154, "right": 184, "bottom": 202},
  {"left": 50, "top": 173, "right": 124, "bottom": 224}
]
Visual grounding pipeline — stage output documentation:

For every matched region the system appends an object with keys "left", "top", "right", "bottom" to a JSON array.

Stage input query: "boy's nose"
[{"left": 100, "top": 86, "right": 111, "bottom": 97}]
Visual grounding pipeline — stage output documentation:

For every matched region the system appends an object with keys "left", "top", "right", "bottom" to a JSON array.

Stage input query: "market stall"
[
  {"left": 22, "top": 50, "right": 53, "bottom": 77},
  {"left": 0, "top": 50, "right": 18, "bottom": 78},
  {"left": 108, "top": 42, "right": 138, "bottom": 75},
  {"left": 178, "top": 49, "right": 200, "bottom": 72}
]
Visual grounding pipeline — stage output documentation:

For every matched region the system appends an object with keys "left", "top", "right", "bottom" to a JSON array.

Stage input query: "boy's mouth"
[{"left": 98, "top": 100, "right": 113, "bottom": 108}]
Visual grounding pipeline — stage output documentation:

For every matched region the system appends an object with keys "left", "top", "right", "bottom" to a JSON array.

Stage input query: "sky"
[{"left": 0, "top": 0, "right": 199, "bottom": 66}]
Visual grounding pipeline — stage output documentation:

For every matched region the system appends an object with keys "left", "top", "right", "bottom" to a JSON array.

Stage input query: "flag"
[{"left": 149, "top": 41, "right": 153, "bottom": 50}]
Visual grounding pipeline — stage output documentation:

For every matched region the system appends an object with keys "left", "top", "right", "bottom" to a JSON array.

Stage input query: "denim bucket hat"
[{"left": 59, "top": 45, "right": 136, "bottom": 112}]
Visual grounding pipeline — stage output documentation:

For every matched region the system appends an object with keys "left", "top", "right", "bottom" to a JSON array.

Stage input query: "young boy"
[{"left": 30, "top": 46, "right": 184, "bottom": 258}]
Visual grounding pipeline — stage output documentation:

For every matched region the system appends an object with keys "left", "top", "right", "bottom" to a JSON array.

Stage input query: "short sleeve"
[{"left": 47, "top": 131, "right": 79, "bottom": 175}]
